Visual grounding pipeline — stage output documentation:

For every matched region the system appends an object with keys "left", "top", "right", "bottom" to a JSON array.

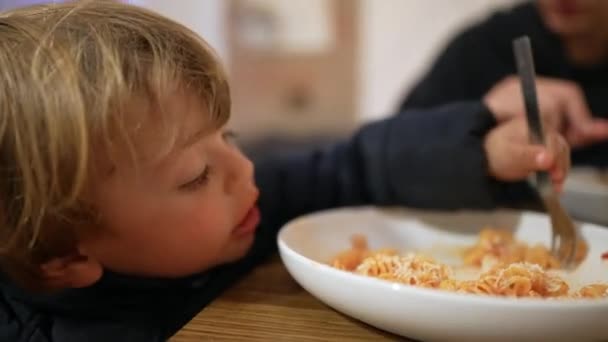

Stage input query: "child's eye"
[{"left": 179, "top": 166, "right": 211, "bottom": 191}]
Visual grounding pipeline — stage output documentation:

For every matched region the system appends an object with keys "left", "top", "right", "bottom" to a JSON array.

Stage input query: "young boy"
[{"left": 0, "top": 2, "right": 568, "bottom": 341}]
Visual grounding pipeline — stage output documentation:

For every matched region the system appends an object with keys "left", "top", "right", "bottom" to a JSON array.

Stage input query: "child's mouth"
[{"left": 232, "top": 205, "right": 260, "bottom": 237}]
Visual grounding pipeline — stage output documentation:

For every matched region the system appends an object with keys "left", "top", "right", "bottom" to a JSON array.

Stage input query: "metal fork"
[{"left": 512, "top": 36, "right": 578, "bottom": 269}]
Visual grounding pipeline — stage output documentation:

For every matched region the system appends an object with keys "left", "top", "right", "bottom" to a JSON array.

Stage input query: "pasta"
[
  {"left": 458, "top": 262, "right": 570, "bottom": 297},
  {"left": 331, "top": 234, "right": 398, "bottom": 271},
  {"left": 330, "top": 228, "right": 606, "bottom": 299},
  {"left": 356, "top": 253, "right": 452, "bottom": 288},
  {"left": 576, "top": 284, "right": 608, "bottom": 298},
  {"left": 462, "top": 228, "right": 587, "bottom": 270}
]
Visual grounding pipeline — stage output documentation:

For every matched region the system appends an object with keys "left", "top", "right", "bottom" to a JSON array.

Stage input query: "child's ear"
[{"left": 40, "top": 252, "right": 103, "bottom": 289}]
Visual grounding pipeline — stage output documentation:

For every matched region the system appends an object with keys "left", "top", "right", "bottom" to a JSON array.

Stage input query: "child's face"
[{"left": 80, "top": 91, "right": 260, "bottom": 278}]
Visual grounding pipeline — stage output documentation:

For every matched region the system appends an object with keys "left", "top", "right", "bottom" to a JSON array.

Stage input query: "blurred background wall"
[{"left": 0, "top": 0, "right": 524, "bottom": 151}]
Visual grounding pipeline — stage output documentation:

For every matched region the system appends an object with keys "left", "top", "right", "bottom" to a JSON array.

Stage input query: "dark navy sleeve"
[
  {"left": 0, "top": 303, "right": 163, "bottom": 342},
  {"left": 254, "top": 101, "right": 535, "bottom": 233},
  {"left": 0, "top": 284, "right": 165, "bottom": 342}
]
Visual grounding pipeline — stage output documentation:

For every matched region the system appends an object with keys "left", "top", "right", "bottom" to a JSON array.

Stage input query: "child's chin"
[{"left": 225, "top": 235, "right": 256, "bottom": 262}]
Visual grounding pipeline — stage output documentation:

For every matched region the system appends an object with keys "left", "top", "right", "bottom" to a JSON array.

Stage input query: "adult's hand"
[{"left": 483, "top": 75, "right": 608, "bottom": 148}]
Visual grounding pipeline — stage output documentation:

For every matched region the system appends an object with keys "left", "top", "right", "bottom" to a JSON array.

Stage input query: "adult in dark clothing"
[{"left": 399, "top": 0, "right": 608, "bottom": 166}]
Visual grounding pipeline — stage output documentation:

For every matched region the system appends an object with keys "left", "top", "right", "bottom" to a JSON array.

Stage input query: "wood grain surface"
[{"left": 171, "top": 255, "right": 411, "bottom": 341}]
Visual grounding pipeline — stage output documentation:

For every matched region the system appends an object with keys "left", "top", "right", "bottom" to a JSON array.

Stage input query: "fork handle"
[{"left": 534, "top": 172, "right": 552, "bottom": 197}]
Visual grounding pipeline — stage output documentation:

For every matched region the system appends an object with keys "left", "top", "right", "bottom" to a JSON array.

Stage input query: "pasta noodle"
[
  {"left": 576, "top": 284, "right": 608, "bottom": 298},
  {"left": 331, "top": 234, "right": 398, "bottom": 271},
  {"left": 356, "top": 253, "right": 452, "bottom": 288},
  {"left": 462, "top": 228, "right": 587, "bottom": 270},
  {"left": 330, "top": 228, "right": 606, "bottom": 299}
]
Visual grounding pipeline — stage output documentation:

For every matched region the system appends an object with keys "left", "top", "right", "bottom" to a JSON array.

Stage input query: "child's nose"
[{"left": 223, "top": 149, "right": 254, "bottom": 194}]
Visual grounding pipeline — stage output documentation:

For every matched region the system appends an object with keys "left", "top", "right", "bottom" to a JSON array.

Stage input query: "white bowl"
[
  {"left": 277, "top": 207, "right": 608, "bottom": 342},
  {"left": 562, "top": 167, "right": 608, "bottom": 226}
]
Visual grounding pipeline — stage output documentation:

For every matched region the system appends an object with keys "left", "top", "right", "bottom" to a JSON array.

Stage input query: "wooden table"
[{"left": 170, "top": 254, "right": 410, "bottom": 341}]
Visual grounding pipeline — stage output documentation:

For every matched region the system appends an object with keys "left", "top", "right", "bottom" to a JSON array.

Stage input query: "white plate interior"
[{"left": 277, "top": 207, "right": 608, "bottom": 342}]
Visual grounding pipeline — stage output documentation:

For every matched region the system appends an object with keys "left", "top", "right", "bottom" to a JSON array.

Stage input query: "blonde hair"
[{"left": 0, "top": 0, "right": 230, "bottom": 288}]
